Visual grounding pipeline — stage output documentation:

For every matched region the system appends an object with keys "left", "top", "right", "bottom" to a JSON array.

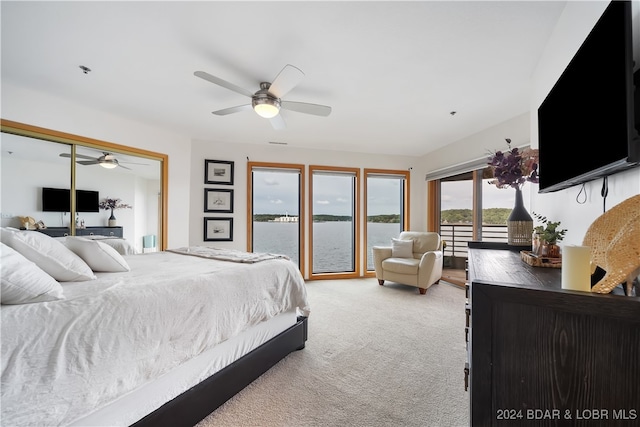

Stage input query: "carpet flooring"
[{"left": 197, "top": 278, "right": 469, "bottom": 427}]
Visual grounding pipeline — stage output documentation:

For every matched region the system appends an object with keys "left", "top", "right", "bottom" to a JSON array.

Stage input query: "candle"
[{"left": 561, "top": 245, "right": 591, "bottom": 292}]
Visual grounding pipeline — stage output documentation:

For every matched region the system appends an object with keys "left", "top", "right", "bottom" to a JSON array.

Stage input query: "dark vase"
[
  {"left": 108, "top": 208, "right": 116, "bottom": 226},
  {"left": 507, "top": 188, "right": 533, "bottom": 245}
]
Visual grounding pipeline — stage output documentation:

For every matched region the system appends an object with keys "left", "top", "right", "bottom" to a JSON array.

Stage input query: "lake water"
[{"left": 252, "top": 221, "right": 401, "bottom": 273}]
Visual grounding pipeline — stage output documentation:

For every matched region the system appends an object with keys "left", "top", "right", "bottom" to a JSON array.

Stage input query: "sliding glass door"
[{"left": 435, "top": 167, "right": 534, "bottom": 266}]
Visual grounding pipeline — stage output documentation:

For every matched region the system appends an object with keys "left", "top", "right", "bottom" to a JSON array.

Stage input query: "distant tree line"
[
  {"left": 253, "top": 214, "right": 398, "bottom": 222},
  {"left": 441, "top": 208, "right": 511, "bottom": 225},
  {"left": 254, "top": 209, "right": 510, "bottom": 224},
  {"left": 253, "top": 214, "right": 357, "bottom": 222},
  {"left": 253, "top": 214, "right": 285, "bottom": 222}
]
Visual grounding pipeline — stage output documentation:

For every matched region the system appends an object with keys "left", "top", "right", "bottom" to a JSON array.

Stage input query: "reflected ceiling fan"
[
  {"left": 194, "top": 64, "right": 331, "bottom": 130},
  {"left": 59, "top": 152, "right": 147, "bottom": 170}
]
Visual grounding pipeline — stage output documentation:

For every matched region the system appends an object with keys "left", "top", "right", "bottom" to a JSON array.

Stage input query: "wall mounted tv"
[
  {"left": 537, "top": 0, "right": 640, "bottom": 193},
  {"left": 42, "top": 187, "right": 100, "bottom": 212}
]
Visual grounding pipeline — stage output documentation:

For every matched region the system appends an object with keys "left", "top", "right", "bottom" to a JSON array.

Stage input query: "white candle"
[{"left": 561, "top": 245, "right": 591, "bottom": 292}]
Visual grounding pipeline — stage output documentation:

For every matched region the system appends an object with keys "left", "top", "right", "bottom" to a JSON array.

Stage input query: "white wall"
[
  {"left": 416, "top": 112, "right": 531, "bottom": 228},
  {"left": 1, "top": 82, "right": 191, "bottom": 248},
  {"left": 4, "top": 0, "right": 637, "bottom": 255},
  {"left": 2, "top": 155, "right": 133, "bottom": 228},
  {"left": 417, "top": 1, "right": 640, "bottom": 247},
  {"left": 530, "top": 0, "right": 640, "bottom": 245},
  {"left": 190, "top": 140, "right": 416, "bottom": 275}
]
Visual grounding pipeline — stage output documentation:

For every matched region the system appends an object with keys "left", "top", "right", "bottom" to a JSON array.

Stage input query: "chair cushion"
[
  {"left": 391, "top": 238, "right": 413, "bottom": 258},
  {"left": 398, "top": 231, "right": 440, "bottom": 253},
  {"left": 382, "top": 257, "right": 420, "bottom": 275}
]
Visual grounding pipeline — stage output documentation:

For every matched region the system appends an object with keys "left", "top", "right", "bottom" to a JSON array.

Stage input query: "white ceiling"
[{"left": 1, "top": 1, "right": 567, "bottom": 157}]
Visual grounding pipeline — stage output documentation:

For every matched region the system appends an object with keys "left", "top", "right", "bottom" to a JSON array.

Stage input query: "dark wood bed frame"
[{"left": 131, "top": 316, "right": 308, "bottom": 427}]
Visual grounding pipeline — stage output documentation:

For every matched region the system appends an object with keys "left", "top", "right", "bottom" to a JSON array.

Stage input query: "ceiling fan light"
[
  {"left": 99, "top": 154, "right": 118, "bottom": 169},
  {"left": 100, "top": 162, "right": 118, "bottom": 169},
  {"left": 252, "top": 93, "right": 281, "bottom": 119},
  {"left": 253, "top": 103, "right": 280, "bottom": 119}
]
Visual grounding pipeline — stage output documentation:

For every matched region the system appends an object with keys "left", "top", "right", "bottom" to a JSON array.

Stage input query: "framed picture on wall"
[
  {"left": 204, "top": 217, "right": 233, "bottom": 241},
  {"left": 205, "top": 159, "right": 234, "bottom": 185},
  {"left": 204, "top": 188, "right": 233, "bottom": 213}
]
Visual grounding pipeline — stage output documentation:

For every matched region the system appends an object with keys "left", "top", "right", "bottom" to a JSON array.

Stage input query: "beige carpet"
[{"left": 197, "top": 278, "right": 469, "bottom": 427}]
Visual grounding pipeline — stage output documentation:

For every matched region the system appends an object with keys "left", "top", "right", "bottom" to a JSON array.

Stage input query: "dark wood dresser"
[
  {"left": 466, "top": 246, "right": 640, "bottom": 426},
  {"left": 35, "top": 226, "right": 123, "bottom": 238}
]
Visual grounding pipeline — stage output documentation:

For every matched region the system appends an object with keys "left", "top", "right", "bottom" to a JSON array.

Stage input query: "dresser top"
[{"left": 468, "top": 248, "right": 561, "bottom": 290}]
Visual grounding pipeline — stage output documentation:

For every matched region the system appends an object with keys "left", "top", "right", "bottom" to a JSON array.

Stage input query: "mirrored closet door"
[{"left": 0, "top": 120, "right": 167, "bottom": 253}]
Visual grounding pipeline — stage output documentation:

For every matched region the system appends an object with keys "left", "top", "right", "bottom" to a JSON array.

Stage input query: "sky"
[
  {"left": 441, "top": 179, "right": 533, "bottom": 211},
  {"left": 252, "top": 170, "right": 529, "bottom": 217},
  {"left": 253, "top": 171, "right": 404, "bottom": 216}
]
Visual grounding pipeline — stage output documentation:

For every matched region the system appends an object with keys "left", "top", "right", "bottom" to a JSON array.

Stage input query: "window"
[
  {"left": 248, "top": 162, "right": 305, "bottom": 270},
  {"left": 309, "top": 166, "right": 360, "bottom": 278},
  {"left": 364, "top": 169, "right": 409, "bottom": 272}
]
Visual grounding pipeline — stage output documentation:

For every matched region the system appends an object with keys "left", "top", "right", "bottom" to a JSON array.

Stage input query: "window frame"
[
  {"left": 363, "top": 168, "right": 410, "bottom": 276},
  {"left": 308, "top": 165, "right": 361, "bottom": 280},
  {"left": 246, "top": 161, "right": 306, "bottom": 274}
]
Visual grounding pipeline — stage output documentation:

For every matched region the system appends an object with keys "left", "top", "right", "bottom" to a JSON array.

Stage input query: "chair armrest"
[
  {"left": 418, "top": 251, "right": 444, "bottom": 271},
  {"left": 372, "top": 246, "right": 392, "bottom": 276},
  {"left": 419, "top": 250, "right": 443, "bottom": 266},
  {"left": 418, "top": 250, "right": 444, "bottom": 285}
]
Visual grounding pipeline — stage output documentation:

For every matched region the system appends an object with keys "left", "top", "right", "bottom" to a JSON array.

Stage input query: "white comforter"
[{"left": 1, "top": 249, "right": 309, "bottom": 426}]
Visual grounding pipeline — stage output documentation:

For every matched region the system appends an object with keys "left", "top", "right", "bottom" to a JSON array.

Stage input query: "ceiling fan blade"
[
  {"left": 194, "top": 71, "right": 254, "bottom": 98},
  {"left": 281, "top": 101, "right": 332, "bottom": 117},
  {"left": 77, "top": 160, "right": 100, "bottom": 165},
  {"left": 59, "top": 153, "right": 97, "bottom": 160},
  {"left": 212, "top": 104, "right": 252, "bottom": 116},
  {"left": 268, "top": 64, "right": 304, "bottom": 99},
  {"left": 117, "top": 164, "right": 132, "bottom": 170},
  {"left": 269, "top": 114, "right": 286, "bottom": 130}
]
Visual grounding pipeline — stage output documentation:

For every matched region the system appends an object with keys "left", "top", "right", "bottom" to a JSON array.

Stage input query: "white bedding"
[
  {"left": 1, "top": 249, "right": 309, "bottom": 426},
  {"left": 72, "top": 235, "right": 137, "bottom": 255},
  {"left": 54, "top": 235, "right": 137, "bottom": 255}
]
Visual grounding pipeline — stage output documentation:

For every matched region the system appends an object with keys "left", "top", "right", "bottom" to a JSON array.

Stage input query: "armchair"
[{"left": 372, "top": 231, "right": 443, "bottom": 294}]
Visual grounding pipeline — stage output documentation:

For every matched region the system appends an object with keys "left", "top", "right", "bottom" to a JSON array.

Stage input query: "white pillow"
[
  {"left": 65, "top": 236, "right": 130, "bottom": 272},
  {"left": 0, "top": 228, "right": 96, "bottom": 281},
  {"left": 1, "top": 242, "right": 65, "bottom": 304},
  {"left": 391, "top": 238, "right": 414, "bottom": 258}
]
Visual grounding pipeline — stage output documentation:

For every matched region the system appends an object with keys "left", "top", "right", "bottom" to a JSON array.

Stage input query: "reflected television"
[{"left": 42, "top": 187, "right": 99, "bottom": 212}]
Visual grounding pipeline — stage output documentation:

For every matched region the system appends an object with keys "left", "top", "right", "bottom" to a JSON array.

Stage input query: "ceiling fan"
[
  {"left": 194, "top": 64, "right": 332, "bottom": 130},
  {"left": 59, "top": 152, "right": 147, "bottom": 170}
]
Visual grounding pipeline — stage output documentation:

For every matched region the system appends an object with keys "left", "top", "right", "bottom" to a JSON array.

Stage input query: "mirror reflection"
[{"left": 1, "top": 132, "right": 162, "bottom": 254}]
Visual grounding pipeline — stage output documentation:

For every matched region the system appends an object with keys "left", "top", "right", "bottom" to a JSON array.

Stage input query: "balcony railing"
[{"left": 440, "top": 223, "right": 508, "bottom": 258}]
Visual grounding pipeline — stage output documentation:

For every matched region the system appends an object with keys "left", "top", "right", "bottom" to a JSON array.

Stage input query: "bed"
[{"left": 1, "top": 228, "right": 309, "bottom": 426}]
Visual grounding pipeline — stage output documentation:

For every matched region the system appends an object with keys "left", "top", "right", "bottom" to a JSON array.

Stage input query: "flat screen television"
[
  {"left": 42, "top": 187, "right": 100, "bottom": 212},
  {"left": 537, "top": 0, "right": 640, "bottom": 193}
]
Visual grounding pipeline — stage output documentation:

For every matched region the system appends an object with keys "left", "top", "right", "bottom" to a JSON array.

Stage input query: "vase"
[
  {"left": 507, "top": 188, "right": 533, "bottom": 245},
  {"left": 541, "top": 242, "right": 560, "bottom": 258},
  {"left": 108, "top": 208, "right": 117, "bottom": 227}
]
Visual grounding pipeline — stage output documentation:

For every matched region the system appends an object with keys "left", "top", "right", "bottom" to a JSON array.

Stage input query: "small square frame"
[
  {"left": 204, "top": 217, "right": 233, "bottom": 241},
  {"left": 205, "top": 159, "right": 234, "bottom": 185},
  {"left": 204, "top": 188, "right": 234, "bottom": 213}
]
